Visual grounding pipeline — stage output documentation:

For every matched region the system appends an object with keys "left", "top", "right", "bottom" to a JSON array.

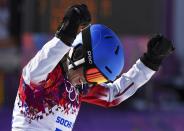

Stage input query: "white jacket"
[{"left": 12, "top": 36, "right": 155, "bottom": 131}]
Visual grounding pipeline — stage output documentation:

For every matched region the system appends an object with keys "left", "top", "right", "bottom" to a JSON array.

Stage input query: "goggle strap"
[
  {"left": 67, "top": 56, "right": 77, "bottom": 69},
  {"left": 82, "top": 26, "right": 93, "bottom": 68},
  {"left": 68, "top": 58, "right": 85, "bottom": 70},
  {"left": 68, "top": 48, "right": 74, "bottom": 58}
]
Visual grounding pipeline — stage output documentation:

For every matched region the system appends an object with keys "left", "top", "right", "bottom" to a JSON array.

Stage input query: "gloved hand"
[
  {"left": 55, "top": 4, "right": 91, "bottom": 46},
  {"left": 140, "top": 34, "right": 175, "bottom": 71}
]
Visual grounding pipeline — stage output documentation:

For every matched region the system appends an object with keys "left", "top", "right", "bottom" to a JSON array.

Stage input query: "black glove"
[
  {"left": 55, "top": 4, "right": 91, "bottom": 46},
  {"left": 140, "top": 34, "right": 175, "bottom": 71}
]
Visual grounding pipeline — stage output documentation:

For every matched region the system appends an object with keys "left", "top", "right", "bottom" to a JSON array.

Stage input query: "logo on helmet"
[{"left": 87, "top": 51, "right": 93, "bottom": 64}]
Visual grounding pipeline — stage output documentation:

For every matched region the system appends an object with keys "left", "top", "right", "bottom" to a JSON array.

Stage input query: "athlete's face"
[{"left": 68, "top": 66, "right": 87, "bottom": 86}]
